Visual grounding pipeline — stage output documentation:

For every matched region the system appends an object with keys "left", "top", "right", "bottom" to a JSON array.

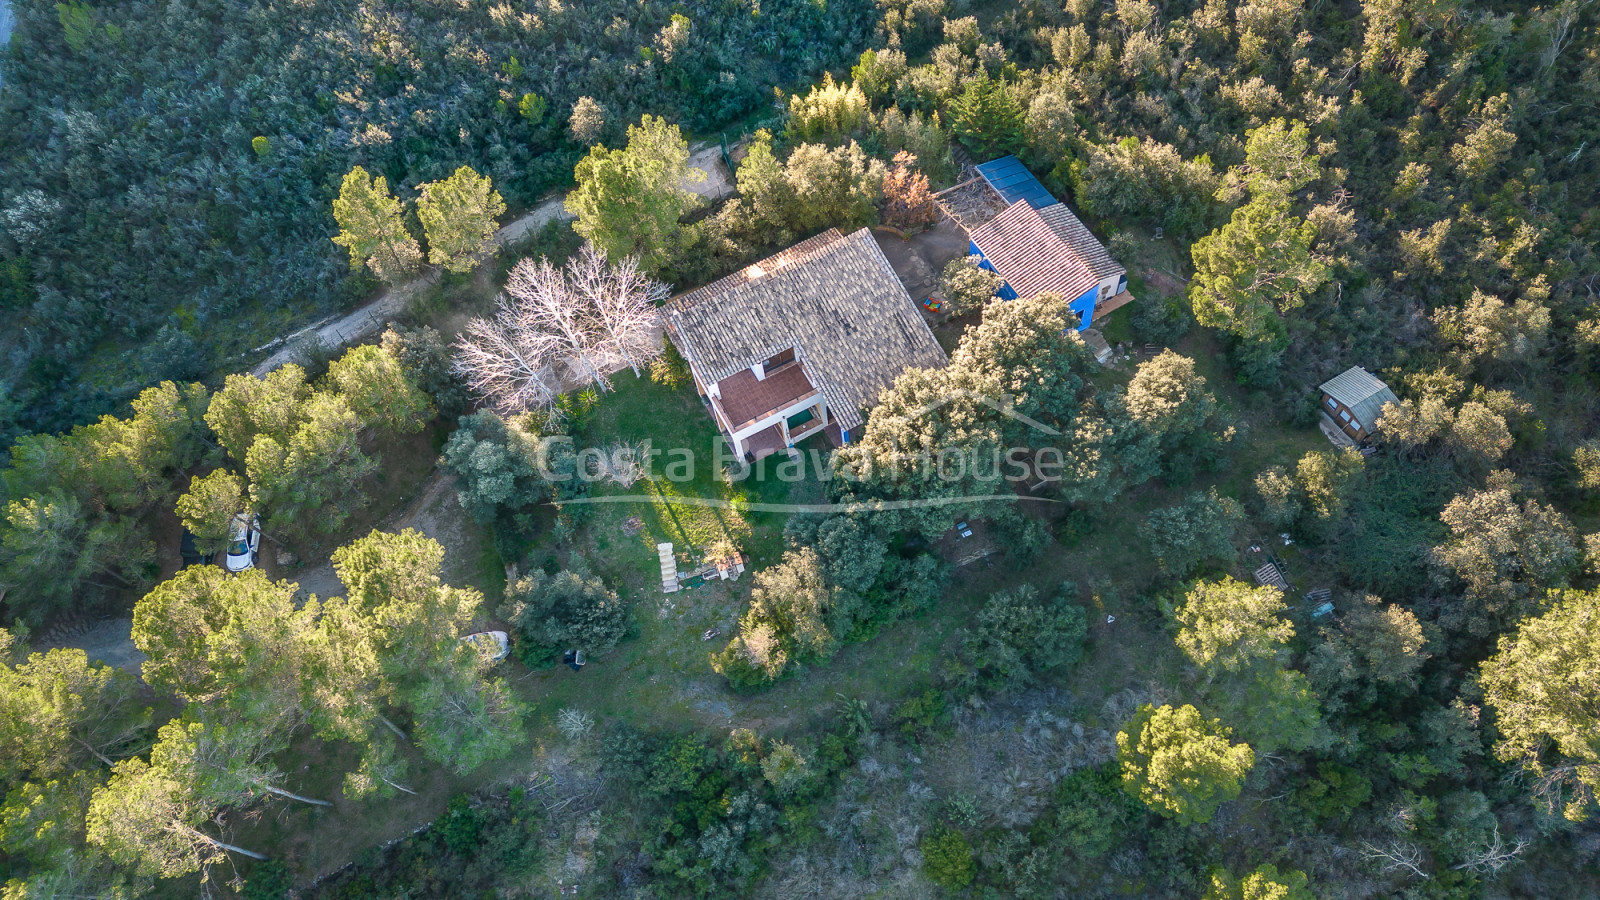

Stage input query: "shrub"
[
  {"left": 954, "top": 583, "right": 1087, "bottom": 692},
  {"left": 922, "top": 826, "right": 976, "bottom": 887},
  {"left": 502, "top": 569, "right": 632, "bottom": 662}
]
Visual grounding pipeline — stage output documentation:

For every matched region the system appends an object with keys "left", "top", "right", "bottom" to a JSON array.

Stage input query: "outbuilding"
[{"left": 1318, "top": 366, "right": 1399, "bottom": 442}]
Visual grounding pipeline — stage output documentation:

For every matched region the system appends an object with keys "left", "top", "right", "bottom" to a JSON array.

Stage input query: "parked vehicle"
[
  {"left": 462, "top": 630, "right": 510, "bottom": 663},
  {"left": 225, "top": 515, "right": 261, "bottom": 572},
  {"left": 179, "top": 529, "right": 211, "bottom": 569}
]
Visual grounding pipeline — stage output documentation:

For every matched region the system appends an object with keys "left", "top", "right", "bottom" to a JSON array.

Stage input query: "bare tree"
[
  {"left": 453, "top": 302, "right": 562, "bottom": 415},
  {"left": 1360, "top": 839, "right": 1429, "bottom": 880},
  {"left": 1452, "top": 824, "right": 1528, "bottom": 875},
  {"left": 572, "top": 243, "right": 668, "bottom": 377},
  {"left": 454, "top": 242, "right": 665, "bottom": 415}
]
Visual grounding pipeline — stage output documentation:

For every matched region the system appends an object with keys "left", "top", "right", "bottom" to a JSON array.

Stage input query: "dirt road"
[{"left": 250, "top": 143, "right": 732, "bottom": 378}]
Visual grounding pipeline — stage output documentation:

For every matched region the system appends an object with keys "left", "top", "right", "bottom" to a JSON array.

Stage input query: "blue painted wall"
[{"left": 968, "top": 239, "right": 1097, "bottom": 330}]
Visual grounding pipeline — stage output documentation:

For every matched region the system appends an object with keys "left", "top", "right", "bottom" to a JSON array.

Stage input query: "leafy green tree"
[
  {"left": 809, "top": 515, "right": 888, "bottom": 595},
  {"left": 438, "top": 409, "right": 582, "bottom": 525},
  {"left": 1203, "top": 864, "right": 1314, "bottom": 900},
  {"left": 502, "top": 569, "right": 632, "bottom": 663},
  {"left": 417, "top": 166, "right": 505, "bottom": 274},
  {"left": 1228, "top": 118, "right": 1322, "bottom": 199},
  {"left": 567, "top": 115, "right": 700, "bottom": 275},
  {"left": 203, "top": 366, "right": 312, "bottom": 465},
  {"left": 174, "top": 470, "right": 246, "bottom": 557},
  {"left": 1139, "top": 490, "right": 1242, "bottom": 578},
  {"left": 328, "top": 529, "right": 521, "bottom": 774},
  {"left": 1124, "top": 350, "right": 1215, "bottom": 437},
  {"left": 1433, "top": 290, "right": 1550, "bottom": 373},
  {"left": 947, "top": 75, "right": 1025, "bottom": 158},
  {"left": 1432, "top": 484, "right": 1582, "bottom": 636},
  {"left": 1308, "top": 594, "right": 1429, "bottom": 713},
  {"left": 949, "top": 292, "right": 1095, "bottom": 442},
  {"left": 779, "top": 141, "right": 885, "bottom": 233},
  {"left": 1295, "top": 448, "right": 1364, "bottom": 525},
  {"left": 322, "top": 344, "right": 433, "bottom": 435},
  {"left": 1189, "top": 196, "right": 1327, "bottom": 382},
  {"left": 1075, "top": 136, "right": 1220, "bottom": 236},
  {"left": 244, "top": 392, "right": 375, "bottom": 540},
  {"left": 0, "top": 492, "right": 149, "bottom": 625},
  {"left": 1117, "top": 703, "right": 1255, "bottom": 825},
  {"left": 938, "top": 254, "right": 1003, "bottom": 315},
  {"left": 382, "top": 325, "right": 471, "bottom": 420},
  {"left": 784, "top": 74, "right": 869, "bottom": 144},
  {"left": 1480, "top": 589, "right": 1600, "bottom": 821},
  {"left": 733, "top": 129, "right": 793, "bottom": 241},
  {"left": 331, "top": 166, "right": 421, "bottom": 284},
  {"left": 87, "top": 755, "right": 263, "bottom": 880},
  {"left": 0, "top": 648, "right": 150, "bottom": 782},
  {"left": 713, "top": 548, "right": 840, "bottom": 689},
  {"left": 132, "top": 567, "right": 314, "bottom": 721},
  {"left": 1176, "top": 578, "right": 1293, "bottom": 675},
  {"left": 852, "top": 48, "right": 908, "bottom": 100},
  {"left": 1176, "top": 577, "right": 1321, "bottom": 753},
  {"left": 921, "top": 826, "right": 976, "bottom": 888}
]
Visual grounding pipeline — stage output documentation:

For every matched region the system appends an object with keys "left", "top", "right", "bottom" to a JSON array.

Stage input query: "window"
[
  {"left": 1325, "top": 396, "right": 1338, "bottom": 410},
  {"left": 1339, "top": 410, "right": 1351, "bottom": 422},
  {"left": 1349, "top": 418, "right": 1362, "bottom": 431}
]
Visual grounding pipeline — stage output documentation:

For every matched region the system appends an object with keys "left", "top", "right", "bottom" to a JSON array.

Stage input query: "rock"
[{"left": 276, "top": 549, "right": 298, "bottom": 567}]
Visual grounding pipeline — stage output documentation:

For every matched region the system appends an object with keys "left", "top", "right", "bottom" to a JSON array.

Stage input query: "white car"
[
  {"left": 225, "top": 515, "right": 261, "bottom": 572},
  {"left": 462, "top": 630, "right": 510, "bottom": 663}
]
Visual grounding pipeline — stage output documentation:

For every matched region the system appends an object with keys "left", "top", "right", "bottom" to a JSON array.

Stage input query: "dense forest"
[{"left": 4, "top": 0, "right": 1600, "bottom": 898}]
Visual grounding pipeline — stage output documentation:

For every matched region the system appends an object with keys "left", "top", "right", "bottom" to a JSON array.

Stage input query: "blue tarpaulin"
[{"left": 975, "top": 156, "right": 1058, "bottom": 210}]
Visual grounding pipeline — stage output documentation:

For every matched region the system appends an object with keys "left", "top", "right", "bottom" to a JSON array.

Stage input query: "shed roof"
[
  {"left": 968, "top": 201, "right": 1104, "bottom": 301},
  {"left": 1319, "top": 366, "right": 1400, "bottom": 428},
  {"left": 976, "top": 156, "right": 1058, "bottom": 209},
  {"left": 661, "top": 229, "right": 947, "bottom": 430}
]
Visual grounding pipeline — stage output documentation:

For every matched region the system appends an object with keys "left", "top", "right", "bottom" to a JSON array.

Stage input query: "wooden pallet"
[
  {"left": 657, "top": 542, "right": 679, "bottom": 594},
  {"left": 1254, "top": 562, "right": 1289, "bottom": 591}
]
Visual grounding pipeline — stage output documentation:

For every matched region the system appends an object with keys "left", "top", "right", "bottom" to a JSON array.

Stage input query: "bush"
[
  {"left": 953, "top": 583, "right": 1087, "bottom": 692},
  {"left": 922, "top": 826, "right": 976, "bottom": 887},
  {"left": 439, "top": 409, "right": 582, "bottom": 525},
  {"left": 1131, "top": 295, "right": 1194, "bottom": 346},
  {"left": 502, "top": 569, "right": 632, "bottom": 662}
]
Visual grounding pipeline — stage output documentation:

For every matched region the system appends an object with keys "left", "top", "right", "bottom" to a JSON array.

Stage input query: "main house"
[
  {"left": 940, "top": 156, "right": 1132, "bottom": 331},
  {"left": 661, "top": 228, "right": 948, "bottom": 461}
]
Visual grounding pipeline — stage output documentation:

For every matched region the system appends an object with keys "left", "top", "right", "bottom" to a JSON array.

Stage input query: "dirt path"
[
  {"left": 50, "top": 617, "right": 148, "bottom": 674},
  {"left": 250, "top": 143, "right": 732, "bottom": 378}
]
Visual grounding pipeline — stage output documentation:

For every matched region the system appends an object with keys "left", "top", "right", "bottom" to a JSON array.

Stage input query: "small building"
[
  {"left": 960, "top": 156, "right": 1132, "bottom": 331},
  {"left": 1318, "top": 366, "right": 1399, "bottom": 442},
  {"left": 661, "top": 228, "right": 948, "bottom": 461}
]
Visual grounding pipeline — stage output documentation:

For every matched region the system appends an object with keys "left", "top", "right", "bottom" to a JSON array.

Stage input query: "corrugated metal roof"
[
  {"left": 975, "top": 156, "right": 1058, "bottom": 209},
  {"left": 969, "top": 201, "right": 1101, "bottom": 302},
  {"left": 661, "top": 229, "right": 947, "bottom": 430},
  {"left": 1319, "top": 366, "right": 1399, "bottom": 430}
]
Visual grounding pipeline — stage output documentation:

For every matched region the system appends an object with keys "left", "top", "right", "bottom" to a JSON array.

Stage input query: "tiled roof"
[
  {"left": 969, "top": 201, "right": 1106, "bottom": 301},
  {"left": 661, "top": 229, "right": 948, "bottom": 430},
  {"left": 1037, "top": 204, "right": 1125, "bottom": 281},
  {"left": 1319, "top": 366, "right": 1400, "bottom": 429}
]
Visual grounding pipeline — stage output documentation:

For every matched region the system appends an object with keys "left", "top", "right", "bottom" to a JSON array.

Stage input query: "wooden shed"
[{"left": 1318, "top": 366, "right": 1399, "bottom": 442}]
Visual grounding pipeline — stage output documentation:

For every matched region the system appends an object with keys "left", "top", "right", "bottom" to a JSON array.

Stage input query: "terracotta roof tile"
[
  {"left": 661, "top": 229, "right": 948, "bottom": 430},
  {"left": 969, "top": 201, "right": 1121, "bottom": 300}
]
